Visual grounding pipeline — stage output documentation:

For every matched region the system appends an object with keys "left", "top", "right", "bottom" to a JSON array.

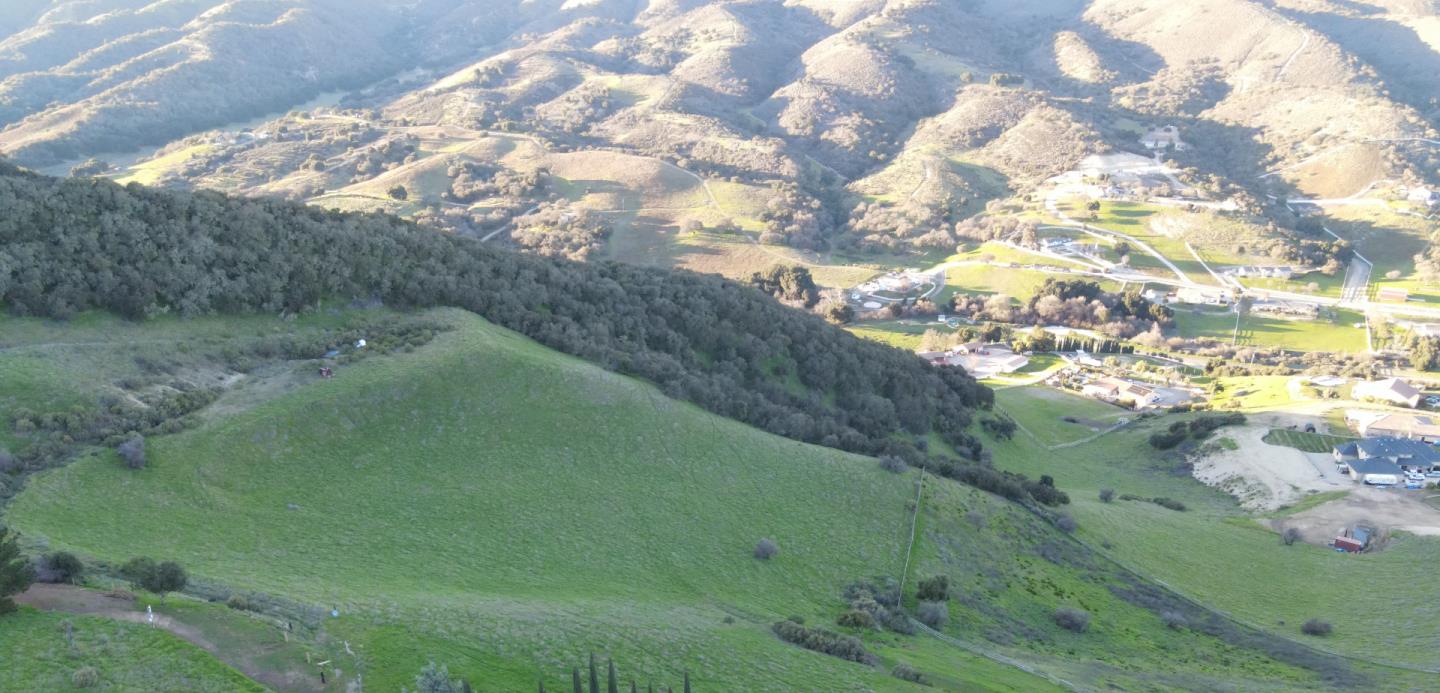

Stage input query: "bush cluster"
[
  {"left": 1149, "top": 413, "right": 1246, "bottom": 449},
  {"left": 843, "top": 579, "right": 912, "bottom": 634},
  {"left": 772, "top": 619, "right": 877, "bottom": 665}
]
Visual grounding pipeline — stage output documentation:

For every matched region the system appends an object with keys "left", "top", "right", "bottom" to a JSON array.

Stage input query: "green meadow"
[{"left": 0, "top": 609, "right": 261, "bottom": 693}]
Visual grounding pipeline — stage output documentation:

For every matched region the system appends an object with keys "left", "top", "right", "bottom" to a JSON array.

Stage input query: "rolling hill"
[
  {"left": 5, "top": 0, "right": 1438, "bottom": 272},
  {"left": 3, "top": 307, "right": 1402, "bottom": 691}
]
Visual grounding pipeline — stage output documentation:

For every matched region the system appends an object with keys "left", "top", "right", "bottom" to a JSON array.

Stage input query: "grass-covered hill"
[{"left": 2, "top": 307, "right": 1401, "bottom": 691}]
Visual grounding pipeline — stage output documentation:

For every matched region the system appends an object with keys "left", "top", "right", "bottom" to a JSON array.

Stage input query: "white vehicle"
[{"left": 1406, "top": 471, "right": 1427, "bottom": 483}]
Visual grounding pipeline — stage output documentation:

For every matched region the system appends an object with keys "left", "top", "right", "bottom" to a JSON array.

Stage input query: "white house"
[
  {"left": 1173, "top": 287, "right": 1233, "bottom": 306},
  {"left": 1082, "top": 377, "right": 1160, "bottom": 407},
  {"left": 1353, "top": 378, "right": 1422, "bottom": 409},
  {"left": 1407, "top": 186, "right": 1438, "bottom": 206},
  {"left": 1140, "top": 125, "right": 1189, "bottom": 151}
]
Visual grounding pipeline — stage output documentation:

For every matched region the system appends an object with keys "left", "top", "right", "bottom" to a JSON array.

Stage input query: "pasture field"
[
  {"left": 0, "top": 608, "right": 262, "bottom": 693},
  {"left": 993, "top": 386, "right": 1129, "bottom": 447},
  {"left": 845, "top": 320, "right": 935, "bottom": 350},
  {"left": 1171, "top": 308, "right": 1367, "bottom": 353},
  {"left": 942, "top": 265, "right": 1057, "bottom": 301}
]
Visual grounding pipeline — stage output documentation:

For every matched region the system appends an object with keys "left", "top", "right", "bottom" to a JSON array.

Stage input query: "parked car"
[{"left": 1406, "top": 471, "right": 1427, "bottom": 483}]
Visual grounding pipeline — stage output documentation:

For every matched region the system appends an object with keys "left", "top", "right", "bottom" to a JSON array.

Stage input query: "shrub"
[
  {"left": 117, "top": 435, "right": 145, "bottom": 470},
  {"left": 1054, "top": 607, "right": 1090, "bottom": 633},
  {"left": 981, "top": 416, "right": 1017, "bottom": 440},
  {"left": 878, "top": 455, "right": 907, "bottom": 473},
  {"left": 754, "top": 538, "right": 778, "bottom": 560},
  {"left": 1024, "top": 480, "right": 1071, "bottom": 506},
  {"left": 46, "top": 551, "right": 83, "bottom": 584},
  {"left": 125, "top": 558, "right": 186, "bottom": 602},
  {"left": 917, "top": 601, "right": 949, "bottom": 628},
  {"left": 891, "top": 663, "right": 924, "bottom": 683},
  {"left": 916, "top": 575, "right": 949, "bottom": 602},
  {"left": 1, "top": 527, "right": 36, "bottom": 615},
  {"left": 1301, "top": 619, "right": 1332, "bottom": 636},
  {"left": 1099, "top": 488, "right": 1115, "bottom": 503},
  {"left": 1161, "top": 611, "right": 1188, "bottom": 630},
  {"left": 771, "top": 620, "right": 877, "bottom": 664},
  {"left": 0, "top": 448, "right": 16, "bottom": 473},
  {"left": 120, "top": 557, "right": 156, "bottom": 582},
  {"left": 72, "top": 667, "right": 99, "bottom": 688},
  {"left": 964, "top": 510, "right": 987, "bottom": 529},
  {"left": 1149, "top": 423, "right": 1189, "bottom": 450},
  {"left": 837, "top": 609, "right": 875, "bottom": 629},
  {"left": 226, "top": 594, "right": 250, "bottom": 611},
  {"left": 1282, "top": 527, "right": 1301, "bottom": 546},
  {"left": 1151, "top": 497, "right": 1186, "bottom": 512},
  {"left": 1055, "top": 514, "right": 1077, "bottom": 533}
]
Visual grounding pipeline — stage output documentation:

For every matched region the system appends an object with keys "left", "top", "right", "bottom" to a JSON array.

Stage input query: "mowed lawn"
[
  {"left": 7, "top": 310, "right": 945, "bottom": 691},
  {"left": 1172, "top": 309, "right": 1367, "bottom": 353},
  {"left": 1262, "top": 428, "right": 1355, "bottom": 453},
  {"left": 0, "top": 609, "right": 262, "bottom": 693}
]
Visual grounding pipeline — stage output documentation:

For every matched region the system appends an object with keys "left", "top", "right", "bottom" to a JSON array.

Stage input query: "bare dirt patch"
[
  {"left": 1190, "top": 413, "right": 1343, "bottom": 511},
  {"left": 1268, "top": 487, "right": 1440, "bottom": 548}
]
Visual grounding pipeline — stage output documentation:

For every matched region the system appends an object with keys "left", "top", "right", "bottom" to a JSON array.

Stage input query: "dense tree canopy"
[{"left": 0, "top": 165, "right": 1013, "bottom": 482}]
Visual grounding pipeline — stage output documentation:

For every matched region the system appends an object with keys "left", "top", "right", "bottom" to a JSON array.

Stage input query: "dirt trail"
[{"left": 16, "top": 584, "right": 319, "bottom": 692}]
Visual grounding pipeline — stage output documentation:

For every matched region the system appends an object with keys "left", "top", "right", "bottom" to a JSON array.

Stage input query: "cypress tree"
[
  {"left": 684, "top": 673, "right": 691, "bottom": 693},
  {"left": 607, "top": 659, "right": 619, "bottom": 693},
  {"left": 630, "top": 683, "right": 637, "bottom": 693},
  {"left": 589, "top": 654, "right": 600, "bottom": 693},
  {"left": 573, "top": 668, "right": 583, "bottom": 693},
  {"left": 539, "top": 682, "right": 546, "bottom": 693}
]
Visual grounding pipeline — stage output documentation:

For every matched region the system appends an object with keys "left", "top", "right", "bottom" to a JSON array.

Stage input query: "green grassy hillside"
[
  {"left": 0, "top": 609, "right": 263, "bottom": 693},
  {"left": 984, "top": 386, "right": 1440, "bottom": 681},
  {"left": 7, "top": 308, "right": 1426, "bottom": 690},
  {"left": 6, "top": 308, "right": 1410, "bottom": 691},
  {"left": 4, "top": 309, "right": 977, "bottom": 690}
]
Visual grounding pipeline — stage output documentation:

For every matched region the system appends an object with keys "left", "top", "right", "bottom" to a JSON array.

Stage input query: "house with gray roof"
[
  {"left": 1334, "top": 436, "right": 1440, "bottom": 477},
  {"left": 1343, "top": 457, "right": 1404, "bottom": 485}
]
